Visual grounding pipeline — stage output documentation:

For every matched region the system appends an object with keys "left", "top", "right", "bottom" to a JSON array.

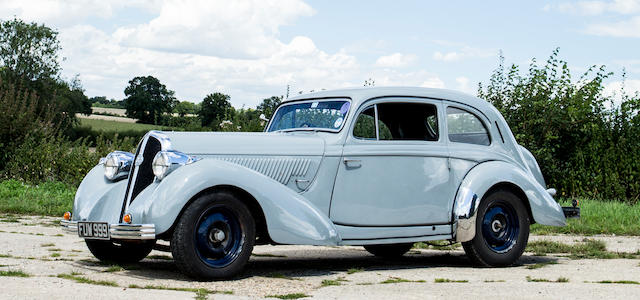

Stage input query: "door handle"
[{"left": 343, "top": 158, "right": 362, "bottom": 168}]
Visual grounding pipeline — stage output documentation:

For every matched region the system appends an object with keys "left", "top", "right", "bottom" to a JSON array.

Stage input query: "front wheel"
[
  {"left": 462, "top": 189, "right": 529, "bottom": 266},
  {"left": 85, "top": 239, "right": 155, "bottom": 263},
  {"left": 171, "top": 191, "right": 255, "bottom": 280}
]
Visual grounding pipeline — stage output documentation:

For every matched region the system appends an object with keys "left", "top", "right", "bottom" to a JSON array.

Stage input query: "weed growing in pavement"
[
  {"left": 0, "top": 270, "right": 30, "bottom": 277},
  {"left": 56, "top": 273, "right": 117, "bottom": 286},
  {"left": 525, "top": 261, "right": 559, "bottom": 269},
  {"left": 380, "top": 277, "right": 426, "bottom": 284},
  {"left": 434, "top": 278, "right": 468, "bottom": 283},
  {"left": 265, "top": 293, "right": 310, "bottom": 299}
]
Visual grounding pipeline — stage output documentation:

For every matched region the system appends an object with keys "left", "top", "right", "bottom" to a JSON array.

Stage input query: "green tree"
[
  {"left": 199, "top": 92, "right": 231, "bottom": 128},
  {"left": 478, "top": 49, "right": 640, "bottom": 200},
  {"left": 257, "top": 96, "right": 282, "bottom": 119},
  {"left": 0, "top": 18, "right": 91, "bottom": 133},
  {"left": 123, "top": 76, "right": 176, "bottom": 124},
  {"left": 57, "top": 75, "right": 91, "bottom": 116},
  {"left": 0, "top": 18, "right": 61, "bottom": 81},
  {"left": 174, "top": 100, "right": 197, "bottom": 117},
  {"left": 89, "top": 96, "right": 108, "bottom": 105}
]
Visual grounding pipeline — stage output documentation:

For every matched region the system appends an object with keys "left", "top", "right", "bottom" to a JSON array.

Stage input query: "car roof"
[{"left": 284, "top": 86, "right": 497, "bottom": 117}]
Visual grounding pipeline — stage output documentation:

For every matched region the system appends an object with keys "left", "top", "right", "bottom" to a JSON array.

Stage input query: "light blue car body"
[{"left": 71, "top": 87, "right": 566, "bottom": 246}]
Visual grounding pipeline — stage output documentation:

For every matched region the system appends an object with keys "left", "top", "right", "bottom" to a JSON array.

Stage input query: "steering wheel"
[{"left": 424, "top": 119, "right": 438, "bottom": 140}]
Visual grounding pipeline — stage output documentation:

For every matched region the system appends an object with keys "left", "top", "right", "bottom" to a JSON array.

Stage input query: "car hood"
[{"left": 160, "top": 131, "right": 326, "bottom": 156}]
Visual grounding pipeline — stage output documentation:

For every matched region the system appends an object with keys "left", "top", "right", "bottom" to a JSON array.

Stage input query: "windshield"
[{"left": 267, "top": 99, "right": 351, "bottom": 132}]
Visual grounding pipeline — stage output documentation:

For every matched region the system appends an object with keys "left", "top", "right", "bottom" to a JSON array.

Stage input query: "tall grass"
[
  {"left": 532, "top": 199, "right": 640, "bottom": 235},
  {"left": 0, "top": 180, "right": 74, "bottom": 216}
]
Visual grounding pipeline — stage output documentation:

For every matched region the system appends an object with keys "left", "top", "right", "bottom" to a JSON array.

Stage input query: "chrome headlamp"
[
  {"left": 152, "top": 150, "right": 198, "bottom": 180},
  {"left": 101, "top": 151, "right": 135, "bottom": 181}
]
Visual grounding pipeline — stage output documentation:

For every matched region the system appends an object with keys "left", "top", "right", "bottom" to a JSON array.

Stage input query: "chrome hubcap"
[
  {"left": 491, "top": 219, "right": 503, "bottom": 232},
  {"left": 209, "top": 228, "right": 226, "bottom": 243}
]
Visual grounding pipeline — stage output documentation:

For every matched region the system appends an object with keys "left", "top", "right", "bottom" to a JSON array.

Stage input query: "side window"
[
  {"left": 377, "top": 103, "right": 439, "bottom": 141},
  {"left": 446, "top": 107, "right": 490, "bottom": 146},
  {"left": 353, "top": 106, "right": 376, "bottom": 139}
]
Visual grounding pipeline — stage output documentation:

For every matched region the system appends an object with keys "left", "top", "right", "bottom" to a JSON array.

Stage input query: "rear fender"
[
  {"left": 127, "top": 159, "right": 340, "bottom": 245},
  {"left": 453, "top": 161, "right": 566, "bottom": 242}
]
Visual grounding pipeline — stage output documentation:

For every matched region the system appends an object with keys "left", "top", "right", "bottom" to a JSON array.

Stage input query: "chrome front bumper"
[{"left": 60, "top": 220, "right": 156, "bottom": 240}]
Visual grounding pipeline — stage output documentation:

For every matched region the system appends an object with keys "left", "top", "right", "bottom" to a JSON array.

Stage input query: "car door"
[{"left": 329, "top": 98, "right": 456, "bottom": 226}]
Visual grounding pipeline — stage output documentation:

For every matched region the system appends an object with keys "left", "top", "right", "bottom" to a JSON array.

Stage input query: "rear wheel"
[
  {"left": 364, "top": 243, "right": 414, "bottom": 257},
  {"left": 85, "top": 239, "right": 155, "bottom": 263},
  {"left": 462, "top": 189, "right": 529, "bottom": 266},
  {"left": 171, "top": 191, "right": 255, "bottom": 280}
]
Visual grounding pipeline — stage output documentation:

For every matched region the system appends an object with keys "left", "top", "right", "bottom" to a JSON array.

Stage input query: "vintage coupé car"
[{"left": 61, "top": 87, "right": 578, "bottom": 279}]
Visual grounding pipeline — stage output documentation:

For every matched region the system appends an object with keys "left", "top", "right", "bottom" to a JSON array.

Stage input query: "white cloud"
[
  {"left": 603, "top": 79, "right": 640, "bottom": 107},
  {"left": 614, "top": 59, "right": 640, "bottom": 73},
  {"left": 419, "top": 77, "right": 445, "bottom": 89},
  {"left": 0, "top": 0, "right": 159, "bottom": 27},
  {"left": 374, "top": 53, "right": 417, "bottom": 68},
  {"left": 544, "top": 0, "right": 640, "bottom": 15},
  {"left": 113, "top": 0, "right": 314, "bottom": 59},
  {"left": 433, "top": 51, "right": 461, "bottom": 62},
  {"left": 586, "top": 15, "right": 640, "bottom": 37},
  {"left": 2, "top": 0, "right": 459, "bottom": 108},
  {"left": 58, "top": 23, "right": 360, "bottom": 106},
  {"left": 432, "top": 46, "right": 495, "bottom": 62},
  {"left": 455, "top": 76, "right": 475, "bottom": 94},
  {"left": 545, "top": 0, "right": 640, "bottom": 38}
]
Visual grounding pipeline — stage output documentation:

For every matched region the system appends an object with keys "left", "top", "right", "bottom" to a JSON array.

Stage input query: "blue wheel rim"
[
  {"left": 481, "top": 202, "right": 519, "bottom": 253},
  {"left": 194, "top": 206, "right": 244, "bottom": 268}
]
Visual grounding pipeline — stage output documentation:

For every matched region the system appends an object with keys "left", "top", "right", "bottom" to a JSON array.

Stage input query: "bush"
[
  {"left": 479, "top": 49, "right": 640, "bottom": 201},
  {"left": 0, "top": 77, "right": 61, "bottom": 170},
  {"left": 3, "top": 134, "right": 136, "bottom": 186}
]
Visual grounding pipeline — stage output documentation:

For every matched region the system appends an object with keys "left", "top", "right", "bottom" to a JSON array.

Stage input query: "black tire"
[
  {"left": 85, "top": 239, "right": 155, "bottom": 263},
  {"left": 171, "top": 191, "right": 255, "bottom": 280},
  {"left": 364, "top": 243, "right": 414, "bottom": 257},
  {"left": 462, "top": 189, "right": 530, "bottom": 267}
]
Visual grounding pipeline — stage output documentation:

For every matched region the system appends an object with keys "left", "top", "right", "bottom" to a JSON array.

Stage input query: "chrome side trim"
[
  {"left": 60, "top": 220, "right": 78, "bottom": 233},
  {"left": 453, "top": 187, "right": 479, "bottom": 242},
  {"left": 60, "top": 220, "right": 155, "bottom": 240}
]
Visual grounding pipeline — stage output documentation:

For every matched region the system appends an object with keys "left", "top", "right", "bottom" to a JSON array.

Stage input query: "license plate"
[{"left": 78, "top": 222, "right": 110, "bottom": 240}]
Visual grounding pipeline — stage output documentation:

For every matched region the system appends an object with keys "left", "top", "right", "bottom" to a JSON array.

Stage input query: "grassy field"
[
  {"left": 531, "top": 199, "right": 640, "bottom": 235},
  {"left": 0, "top": 180, "right": 638, "bottom": 236},
  {"left": 0, "top": 180, "right": 74, "bottom": 216},
  {"left": 78, "top": 118, "right": 173, "bottom": 132}
]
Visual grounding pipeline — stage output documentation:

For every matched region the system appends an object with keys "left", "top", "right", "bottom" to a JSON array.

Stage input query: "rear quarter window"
[{"left": 446, "top": 107, "right": 490, "bottom": 146}]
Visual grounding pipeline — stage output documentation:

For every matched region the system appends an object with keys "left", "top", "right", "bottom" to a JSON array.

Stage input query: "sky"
[{"left": 1, "top": 0, "right": 639, "bottom": 107}]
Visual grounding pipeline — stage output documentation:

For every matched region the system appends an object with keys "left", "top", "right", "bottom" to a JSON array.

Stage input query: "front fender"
[
  {"left": 453, "top": 161, "right": 566, "bottom": 242},
  {"left": 72, "top": 165, "right": 127, "bottom": 223},
  {"left": 128, "top": 159, "right": 340, "bottom": 246}
]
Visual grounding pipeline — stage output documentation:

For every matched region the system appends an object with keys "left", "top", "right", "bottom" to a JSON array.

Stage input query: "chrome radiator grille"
[{"left": 119, "top": 134, "right": 162, "bottom": 221}]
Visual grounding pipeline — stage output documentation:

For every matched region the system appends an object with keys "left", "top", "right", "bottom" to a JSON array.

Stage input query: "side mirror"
[{"left": 259, "top": 114, "right": 269, "bottom": 122}]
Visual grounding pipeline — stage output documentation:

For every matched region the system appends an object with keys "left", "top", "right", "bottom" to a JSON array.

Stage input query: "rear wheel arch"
[{"left": 484, "top": 182, "right": 535, "bottom": 225}]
